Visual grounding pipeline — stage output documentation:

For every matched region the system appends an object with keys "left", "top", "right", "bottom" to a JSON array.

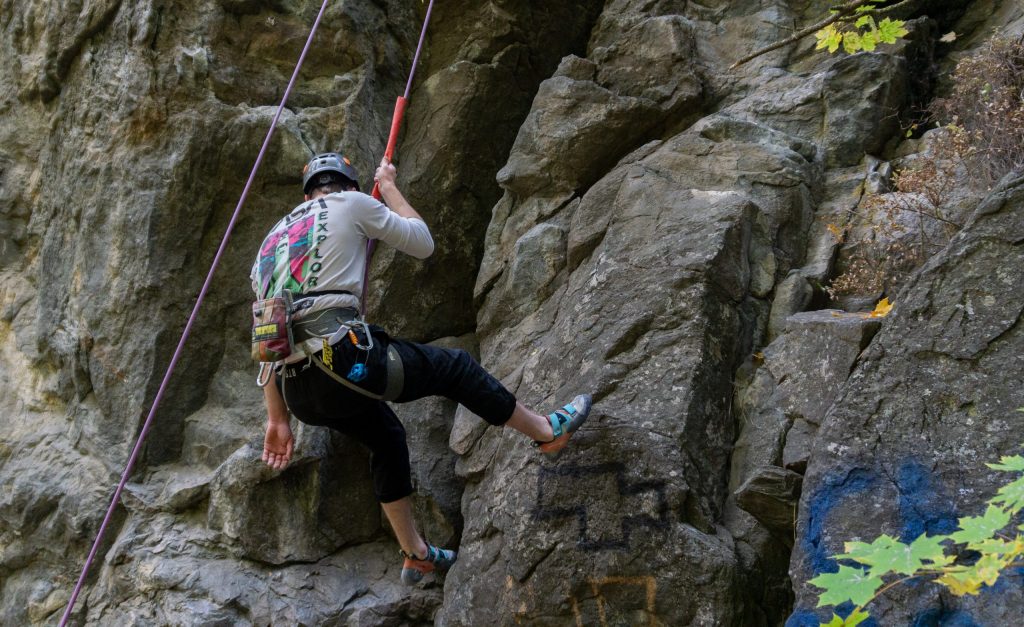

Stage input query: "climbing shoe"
[
  {"left": 534, "top": 393, "right": 592, "bottom": 454},
  {"left": 400, "top": 544, "right": 457, "bottom": 585}
]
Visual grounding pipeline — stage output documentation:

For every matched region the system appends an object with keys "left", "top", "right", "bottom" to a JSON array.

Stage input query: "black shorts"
[{"left": 278, "top": 325, "right": 516, "bottom": 503}]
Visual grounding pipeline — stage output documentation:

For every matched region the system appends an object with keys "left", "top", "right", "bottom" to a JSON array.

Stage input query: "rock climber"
[{"left": 251, "top": 152, "right": 591, "bottom": 585}]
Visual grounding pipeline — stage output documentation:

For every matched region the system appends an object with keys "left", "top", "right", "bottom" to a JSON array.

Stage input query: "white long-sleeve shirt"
[{"left": 251, "top": 191, "right": 433, "bottom": 353}]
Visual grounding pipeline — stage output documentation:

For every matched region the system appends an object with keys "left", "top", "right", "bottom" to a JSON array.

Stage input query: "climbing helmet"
[{"left": 302, "top": 152, "right": 360, "bottom": 194}]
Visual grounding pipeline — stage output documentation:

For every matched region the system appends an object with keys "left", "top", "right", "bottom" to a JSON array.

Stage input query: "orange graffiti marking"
[{"left": 571, "top": 575, "right": 657, "bottom": 627}]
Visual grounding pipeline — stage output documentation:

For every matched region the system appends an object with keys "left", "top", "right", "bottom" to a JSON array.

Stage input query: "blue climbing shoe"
[
  {"left": 400, "top": 544, "right": 457, "bottom": 585},
  {"left": 534, "top": 394, "right": 592, "bottom": 454}
]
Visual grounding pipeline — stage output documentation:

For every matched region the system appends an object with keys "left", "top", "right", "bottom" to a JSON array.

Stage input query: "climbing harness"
[{"left": 309, "top": 342, "right": 406, "bottom": 402}]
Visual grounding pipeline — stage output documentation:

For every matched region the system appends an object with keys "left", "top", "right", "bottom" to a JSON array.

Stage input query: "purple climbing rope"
[
  {"left": 404, "top": 0, "right": 435, "bottom": 100},
  {"left": 58, "top": 1, "right": 332, "bottom": 624},
  {"left": 360, "top": 0, "right": 436, "bottom": 316}
]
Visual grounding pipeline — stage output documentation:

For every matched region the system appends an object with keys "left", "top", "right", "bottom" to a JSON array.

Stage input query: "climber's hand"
[
  {"left": 375, "top": 157, "right": 397, "bottom": 188},
  {"left": 263, "top": 420, "right": 294, "bottom": 470}
]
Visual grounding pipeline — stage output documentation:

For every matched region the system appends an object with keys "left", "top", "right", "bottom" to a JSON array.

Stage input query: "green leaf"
[
  {"left": 974, "top": 553, "right": 1006, "bottom": 586},
  {"left": 809, "top": 566, "right": 884, "bottom": 607},
  {"left": 987, "top": 454, "right": 1024, "bottom": 472},
  {"left": 855, "top": 15, "right": 874, "bottom": 28},
  {"left": 823, "top": 608, "right": 870, "bottom": 627},
  {"left": 937, "top": 570, "right": 984, "bottom": 596},
  {"left": 949, "top": 505, "right": 1012, "bottom": 545},
  {"left": 907, "top": 534, "right": 951, "bottom": 566},
  {"left": 839, "top": 533, "right": 948, "bottom": 576},
  {"left": 991, "top": 477, "right": 1024, "bottom": 514},
  {"left": 860, "top": 31, "right": 879, "bottom": 51},
  {"left": 843, "top": 31, "right": 863, "bottom": 53},
  {"left": 969, "top": 536, "right": 1024, "bottom": 556},
  {"left": 816, "top": 25, "right": 843, "bottom": 53},
  {"left": 877, "top": 18, "right": 909, "bottom": 44},
  {"left": 829, "top": 33, "right": 843, "bottom": 53},
  {"left": 815, "top": 27, "right": 832, "bottom": 50}
]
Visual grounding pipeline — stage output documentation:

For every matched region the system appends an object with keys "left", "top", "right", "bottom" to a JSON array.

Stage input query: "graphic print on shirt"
[{"left": 255, "top": 201, "right": 329, "bottom": 298}]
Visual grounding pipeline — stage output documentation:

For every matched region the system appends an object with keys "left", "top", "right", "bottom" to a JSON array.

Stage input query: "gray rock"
[
  {"left": 821, "top": 53, "right": 910, "bottom": 167},
  {"left": 769, "top": 311, "right": 882, "bottom": 428},
  {"left": 767, "top": 272, "right": 813, "bottom": 341},
  {"left": 734, "top": 465, "right": 803, "bottom": 540},
  {"left": 790, "top": 174, "right": 1024, "bottom": 625},
  {"left": 2, "top": 0, "right": 1018, "bottom": 625},
  {"left": 782, "top": 418, "right": 816, "bottom": 474},
  {"left": 732, "top": 310, "right": 881, "bottom": 489},
  {"left": 206, "top": 426, "right": 379, "bottom": 564},
  {"left": 441, "top": 56, "right": 830, "bottom": 619}
]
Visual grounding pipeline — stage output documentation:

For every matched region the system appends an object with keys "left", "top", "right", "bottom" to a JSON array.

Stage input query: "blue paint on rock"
[
  {"left": 787, "top": 467, "right": 878, "bottom": 627},
  {"left": 784, "top": 609, "right": 821, "bottom": 627},
  {"left": 989, "top": 565, "right": 1024, "bottom": 593},
  {"left": 785, "top": 604, "right": 879, "bottom": 627},
  {"left": 801, "top": 467, "right": 877, "bottom": 576},
  {"left": 912, "top": 608, "right": 981, "bottom": 626},
  {"left": 894, "top": 461, "right": 959, "bottom": 542}
]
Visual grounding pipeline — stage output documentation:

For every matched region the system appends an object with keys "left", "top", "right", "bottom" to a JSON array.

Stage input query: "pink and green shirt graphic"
[
  {"left": 251, "top": 191, "right": 434, "bottom": 306},
  {"left": 255, "top": 210, "right": 318, "bottom": 298}
]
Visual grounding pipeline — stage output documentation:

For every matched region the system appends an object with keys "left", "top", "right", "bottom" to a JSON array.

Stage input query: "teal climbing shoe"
[
  {"left": 534, "top": 393, "right": 592, "bottom": 454},
  {"left": 400, "top": 544, "right": 457, "bottom": 585}
]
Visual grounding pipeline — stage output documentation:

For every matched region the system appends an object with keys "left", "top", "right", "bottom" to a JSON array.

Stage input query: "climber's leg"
[
  {"left": 380, "top": 496, "right": 428, "bottom": 558},
  {"left": 505, "top": 401, "right": 556, "bottom": 441},
  {"left": 390, "top": 339, "right": 591, "bottom": 448}
]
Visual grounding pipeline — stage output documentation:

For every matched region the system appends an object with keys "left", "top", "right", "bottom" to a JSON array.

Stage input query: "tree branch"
[{"left": 730, "top": 0, "right": 920, "bottom": 70}]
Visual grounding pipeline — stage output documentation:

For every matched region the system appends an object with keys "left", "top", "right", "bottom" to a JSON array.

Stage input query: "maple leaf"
[
  {"left": 876, "top": 18, "right": 909, "bottom": 44},
  {"left": 860, "top": 32, "right": 878, "bottom": 52},
  {"left": 809, "top": 566, "right": 884, "bottom": 607},
  {"left": 843, "top": 31, "right": 864, "bottom": 54},
  {"left": 864, "top": 297, "right": 893, "bottom": 318},
  {"left": 823, "top": 608, "right": 870, "bottom": 627},
  {"left": 967, "top": 553, "right": 1007, "bottom": 587},
  {"left": 986, "top": 454, "right": 1024, "bottom": 472},
  {"left": 937, "top": 571, "right": 983, "bottom": 596},
  {"left": 816, "top": 26, "right": 836, "bottom": 51},
  {"left": 907, "top": 534, "right": 951, "bottom": 566},
  {"left": 970, "top": 535, "right": 1024, "bottom": 557},
  {"left": 815, "top": 25, "right": 844, "bottom": 53},
  {"left": 949, "top": 505, "right": 1011, "bottom": 545},
  {"left": 990, "top": 477, "right": 1024, "bottom": 515},
  {"left": 840, "top": 533, "right": 947, "bottom": 576}
]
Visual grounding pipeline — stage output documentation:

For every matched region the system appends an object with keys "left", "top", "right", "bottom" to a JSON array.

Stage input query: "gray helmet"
[{"left": 302, "top": 152, "right": 360, "bottom": 194}]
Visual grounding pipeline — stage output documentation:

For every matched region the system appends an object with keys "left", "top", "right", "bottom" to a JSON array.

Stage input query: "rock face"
[
  {"left": 1, "top": 0, "right": 1023, "bottom": 625},
  {"left": 787, "top": 175, "right": 1024, "bottom": 626}
]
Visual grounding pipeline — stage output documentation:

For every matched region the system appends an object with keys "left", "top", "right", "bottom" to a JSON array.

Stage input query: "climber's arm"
[
  {"left": 262, "top": 371, "right": 293, "bottom": 470},
  {"left": 375, "top": 158, "right": 424, "bottom": 222}
]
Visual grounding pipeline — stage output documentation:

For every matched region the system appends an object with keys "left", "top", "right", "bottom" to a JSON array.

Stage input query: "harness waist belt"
[
  {"left": 280, "top": 344, "right": 405, "bottom": 402},
  {"left": 309, "top": 344, "right": 404, "bottom": 402},
  {"left": 292, "top": 307, "right": 360, "bottom": 342}
]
